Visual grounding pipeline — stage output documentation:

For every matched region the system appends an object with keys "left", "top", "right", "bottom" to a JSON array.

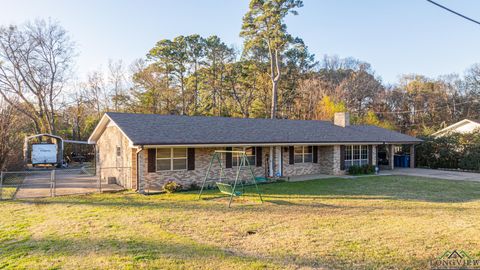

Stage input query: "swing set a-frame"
[{"left": 198, "top": 150, "right": 264, "bottom": 207}]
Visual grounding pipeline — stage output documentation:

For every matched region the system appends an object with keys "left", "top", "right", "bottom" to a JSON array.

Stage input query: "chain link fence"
[{"left": 0, "top": 167, "right": 128, "bottom": 200}]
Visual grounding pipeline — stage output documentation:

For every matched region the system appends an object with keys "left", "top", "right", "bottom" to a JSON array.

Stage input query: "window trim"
[
  {"left": 156, "top": 148, "right": 187, "bottom": 172},
  {"left": 344, "top": 145, "right": 369, "bottom": 168},
  {"left": 229, "top": 147, "right": 256, "bottom": 167},
  {"left": 294, "top": 146, "right": 313, "bottom": 164}
]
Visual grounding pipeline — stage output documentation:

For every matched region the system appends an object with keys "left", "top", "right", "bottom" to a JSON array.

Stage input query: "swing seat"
[
  {"left": 255, "top": 177, "right": 267, "bottom": 183},
  {"left": 216, "top": 182, "right": 242, "bottom": 196}
]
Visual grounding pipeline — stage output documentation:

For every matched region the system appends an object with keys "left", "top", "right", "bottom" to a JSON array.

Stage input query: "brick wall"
[
  {"left": 282, "top": 146, "right": 323, "bottom": 176},
  {"left": 97, "top": 142, "right": 377, "bottom": 191},
  {"left": 139, "top": 147, "right": 269, "bottom": 191},
  {"left": 137, "top": 145, "right": 349, "bottom": 190},
  {"left": 281, "top": 145, "right": 344, "bottom": 176},
  {"left": 96, "top": 124, "right": 133, "bottom": 188},
  {"left": 131, "top": 149, "right": 137, "bottom": 190}
]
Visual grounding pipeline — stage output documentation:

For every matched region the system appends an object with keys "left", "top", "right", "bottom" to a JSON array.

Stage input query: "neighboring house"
[
  {"left": 88, "top": 112, "right": 421, "bottom": 192},
  {"left": 432, "top": 119, "right": 480, "bottom": 137}
]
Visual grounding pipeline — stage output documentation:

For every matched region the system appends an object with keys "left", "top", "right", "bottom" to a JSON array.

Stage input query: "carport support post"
[{"left": 409, "top": 145, "right": 415, "bottom": 168}]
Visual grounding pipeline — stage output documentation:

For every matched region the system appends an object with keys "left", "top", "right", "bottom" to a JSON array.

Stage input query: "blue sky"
[{"left": 1, "top": 0, "right": 479, "bottom": 84}]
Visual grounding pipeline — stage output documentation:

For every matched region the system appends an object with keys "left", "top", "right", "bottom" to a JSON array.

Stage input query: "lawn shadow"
[{"left": 0, "top": 235, "right": 328, "bottom": 269}]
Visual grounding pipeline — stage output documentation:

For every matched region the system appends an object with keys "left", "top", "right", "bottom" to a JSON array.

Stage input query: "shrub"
[
  {"left": 189, "top": 182, "right": 200, "bottom": 191},
  {"left": 363, "top": 164, "right": 375, "bottom": 174},
  {"left": 459, "top": 144, "right": 480, "bottom": 171},
  {"left": 163, "top": 181, "right": 183, "bottom": 193},
  {"left": 348, "top": 164, "right": 375, "bottom": 175},
  {"left": 416, "top": 133, "right": 480, "bottom": 171},
  {"left": 348, "top": 165, "right": 361, "bottom": 175}
]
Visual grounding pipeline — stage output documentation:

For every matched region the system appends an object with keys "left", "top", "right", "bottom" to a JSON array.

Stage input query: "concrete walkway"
[{"left": 383, "top": 168, "right": 480, "bottom": 182}]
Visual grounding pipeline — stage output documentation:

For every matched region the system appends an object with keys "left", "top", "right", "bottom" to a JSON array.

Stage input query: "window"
[
  {"left": 156, "top": 148, "right": 187, "bottom": 171},
  {"left": 116, "top": 146, "right": 121, "bottom": 157},
  {"left": 294, "top": 146, "right": 313, "bottom": 163},
  {"left": 232, "top": 147, "right": 256, "bottom": 166},
  {"left": 344, "top": 145, "right": 369, "bottom": 169}
]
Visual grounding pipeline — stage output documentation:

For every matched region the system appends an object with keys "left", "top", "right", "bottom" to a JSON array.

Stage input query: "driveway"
[
  {"left": 14, "top": 169, "right": 123, "bottom": 199},
  {"left": 385, "top": 168, "right": 480, "bottom": 182}
]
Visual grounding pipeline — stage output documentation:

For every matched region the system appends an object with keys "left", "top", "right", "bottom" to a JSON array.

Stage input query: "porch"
[{"left": 377, "top": 144, "right": 416, "bottom": 170}]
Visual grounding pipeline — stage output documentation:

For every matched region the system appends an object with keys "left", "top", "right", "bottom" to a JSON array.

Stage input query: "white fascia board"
[
  {"left": 140, "top": 142, "right": 388, "bottom": 148},
  {"left": 87, "top": 115, "right": 109, "bottom": 144},
  {"left": 87, "top": 114, "right": 135, "bottom": 147},
  {"left": 432, "top": 119, "right": 473, "bottom": 137}
]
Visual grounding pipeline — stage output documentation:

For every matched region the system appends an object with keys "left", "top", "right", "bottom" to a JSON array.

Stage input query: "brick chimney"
[{"left": 334, "top": 112, "right": 350, "bottom": 127}]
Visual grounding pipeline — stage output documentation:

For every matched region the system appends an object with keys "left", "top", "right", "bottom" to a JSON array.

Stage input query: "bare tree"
[
  {"left": 86, "top": 70, "right": 108, "bottom": 118},
  {"left": 108, "top": 59, "right": 128, "bottom": 111},
  {"left": 0, "top": 19, "right": 75, "bottom": 134},
  {"left": 0, "top": 97, "right": 26, "bottom": 170}
]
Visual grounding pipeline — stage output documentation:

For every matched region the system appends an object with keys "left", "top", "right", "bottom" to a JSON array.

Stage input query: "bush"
[
  {"left": 363, "top": 164, "right": 375, "bottom": 174},
  {"left": 163, "top": 181, "right": 183, "bottom": 193},
  {"left": 188, "top": 182, "right": 200, "bottom": 191},
  {"left": 416, "top": 133, "right": 480, "bottom": 171},
  {"left": 348, "top": 164, "right": 375, "bottom": 175},
  {"left": 459, "top": 144, "right": 480, "bottom": 171}
]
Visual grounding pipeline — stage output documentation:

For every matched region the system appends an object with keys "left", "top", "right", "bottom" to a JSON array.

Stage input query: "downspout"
[{"left": 135, "top": 146, "right": 143, "bottom": 192}]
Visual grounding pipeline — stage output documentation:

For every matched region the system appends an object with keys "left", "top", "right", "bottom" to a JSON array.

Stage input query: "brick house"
[{"left": 88, "top": 112, "right": 421, "bottom": 192}]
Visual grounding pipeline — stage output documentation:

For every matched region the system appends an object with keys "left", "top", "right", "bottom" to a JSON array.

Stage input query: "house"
[
  {"left": 432, "top": 119, "right": 480, "bottom": 137},
  {"left": 87, "top": 112, "right": 421, "bottom": 192}
]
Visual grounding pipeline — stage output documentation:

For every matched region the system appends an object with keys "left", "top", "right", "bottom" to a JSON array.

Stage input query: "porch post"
[
  {"left": 389, "top": 144, "right": 395, "bottom": 170},
  {"left": 275, "top": 146, "right": 282, "bottom": 177},
  {"left": 269, "top": 146, "right": 274, "bottom": 177},
  {"left": 409, "top": 145, "right": 415, "bottom": 168}
]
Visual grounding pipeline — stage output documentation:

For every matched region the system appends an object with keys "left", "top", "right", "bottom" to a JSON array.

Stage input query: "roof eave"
[
  {"left": 87, "top": 113, "right": 135, "bottom": 146},
  {"left": 133, "top": 140, "right": 422, "bottom": 148}
]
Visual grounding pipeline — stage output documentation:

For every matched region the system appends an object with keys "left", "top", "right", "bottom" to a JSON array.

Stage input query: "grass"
[
  {"left": 1, "top": 175, "right": 480, "bottom": 269},
  {"left": 0, "top": 173, "right": 25, "bottom": 200}
]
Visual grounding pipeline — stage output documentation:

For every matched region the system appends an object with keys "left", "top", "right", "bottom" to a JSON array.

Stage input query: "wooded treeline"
[{"left": 1, "top": 1, "right": 479, "bottom": 171}]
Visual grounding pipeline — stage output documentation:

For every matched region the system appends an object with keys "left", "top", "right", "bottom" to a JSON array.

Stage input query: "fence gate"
[
  {"left": 0, "top": 170, "right": 54, "bottom": 199},
  {"left": 51, "top": 168, "right": 100, "bottom": 197},
  {"left": 0, "top": 167, "right": 125, "bottom": 200}
]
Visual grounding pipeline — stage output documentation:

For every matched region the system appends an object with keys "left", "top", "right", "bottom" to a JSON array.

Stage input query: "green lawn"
[{"left": 1, "top": 176, "right": 480, "bottom": 269}]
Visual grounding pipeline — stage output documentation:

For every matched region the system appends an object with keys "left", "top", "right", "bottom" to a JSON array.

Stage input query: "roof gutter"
[{"left": 136, "top": 141, "right": 423, "bottom": 148}]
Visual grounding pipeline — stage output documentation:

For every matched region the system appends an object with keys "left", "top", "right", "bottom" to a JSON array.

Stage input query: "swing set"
[{"left": 198, "top": 150, "right": 264, "bottom": 207}]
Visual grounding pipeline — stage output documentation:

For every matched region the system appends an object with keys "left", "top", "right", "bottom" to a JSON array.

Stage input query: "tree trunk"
[
  {"left": 270, "top": 49, "right": 281, "bottom": 119},
  {"left": 271, "top": 80, "right": 278, "bottom": 119}
]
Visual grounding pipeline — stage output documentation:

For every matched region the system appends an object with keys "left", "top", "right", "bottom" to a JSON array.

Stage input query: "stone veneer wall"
[
  {"left": 282, "top": 146, "right": 322, "bottom": 176},
  {"left": 139, "top": 147, "right": 269, "bottom": 191},
  {"left": 281, "top": 144, "right": 377, "bottom": 176},
  {"left": 333, "top": 145, "right": 344, "bottom": 175},
  {"left": 132, "top": 144, "right": 378, "bottom": 191},
  {"left": 96, "top": 124, "right": 133, "bottom": 188},
  {"left": 131, "top": 149, "right": 138, "bottom": 190},
  {"left": 281, "top": 145, "right": 345, "bottom": 177},
  {"left": 372, "top": 145, "right": 378, "bottom": 167}
]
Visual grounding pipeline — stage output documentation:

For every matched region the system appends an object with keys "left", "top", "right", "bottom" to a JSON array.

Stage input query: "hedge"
[{"left": 416, "top": 132, "right": 480, "bottom": 171}]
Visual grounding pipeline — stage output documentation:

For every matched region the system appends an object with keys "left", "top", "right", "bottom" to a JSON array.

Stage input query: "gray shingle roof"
[{"left": 105, "top": 112, "right": 422, "bottom": 145}]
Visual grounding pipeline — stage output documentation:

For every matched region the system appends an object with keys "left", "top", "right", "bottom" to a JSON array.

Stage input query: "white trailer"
[{"left": 31, "top": 144, "right": 58, "bottom": 166}]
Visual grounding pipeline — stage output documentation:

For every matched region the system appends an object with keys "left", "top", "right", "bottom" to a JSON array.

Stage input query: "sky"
[{"left": 1, "top": 0, "right": 479, "bottom": 84}]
